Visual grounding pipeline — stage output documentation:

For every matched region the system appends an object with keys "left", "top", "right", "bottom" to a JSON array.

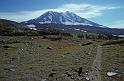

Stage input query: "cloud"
[
  {"left": 0, "top": 3, "right": 121, "bottom": 22},
  {"left": 0, "top": 10, "right": 46, "bottom": 22},
  {"left": 54, "top": 3, "right": 120, "bottom": 18},
  {"left": 107, "top": 20, "right": 124, "bottom": 29}
]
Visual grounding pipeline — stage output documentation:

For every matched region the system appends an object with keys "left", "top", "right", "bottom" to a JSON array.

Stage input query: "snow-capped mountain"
[
  {"left": 22, "top": 11, "right": 104, "bottom": 27},
  {"left": 20, "top": 11, "right": 124, "bottom": 35},
  {"left": 1, "top": 11, "right": 124, "bottom": 36}
]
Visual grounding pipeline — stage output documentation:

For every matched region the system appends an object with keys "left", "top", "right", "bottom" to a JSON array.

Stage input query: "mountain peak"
[
  {"left": 23, "top": 11, "right": 102, "bottom": 27},
  {"left": 44, "top": 11, "right": 72, "bottom": 14},
  {"left": 65, "top": 11, "right": 73, "bottom": 14},
  {"left": 45, "top": 11, "right": 59, "bottom": 14}
]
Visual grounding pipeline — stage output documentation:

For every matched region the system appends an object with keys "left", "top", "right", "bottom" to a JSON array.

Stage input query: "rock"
[
  {"left": 9, "top": 68, "right": 15, "bottom": 71},
  {"left": 4, "top": 64, "right": 15, "bottom": 72},
  {"left": 0, "top": 40, "right": 5, "bottom": 44},
  {"left": 42, "top": 36, "right": 47, "bottom": 39},
  {"left": 51, "top": 69, "right": 56, "bottom": 71},
  {"left": 5, "top": 53, "right": 8, "bottom": 56},
  {"left": 78, "top": 67, "right": 82, "bottom": 76},
  {"left": 65, "top": 72, "right": 72, "bottom": 77},
  {"left": 4, "top": 68, "right": 15, "bottom": 72},
  {"left": 38, "top": 45, "right": 41, "bottom": 47},
  {"left": 41, "top": 79, "right": 47, "bottom": 81},
  {"left": 49, "top": 73, "right": 56, "bottom": 77},
  {"left": 47, "top": 47, "right": 52, "bottom": 50},
  {"left": 31, "top": 37, "right": 34, "bottom": 40},
  {"left": 10, "top": 57, "right": 16, "bottom": 61},
  {"left": 3, "top": 45, "right": 11, "bottom": 48},
  {"left": 86, "top": 70, "right": 88, "bottom": 73},
  {"left": 85, "top": 77, "right": 90, "bottom": 81},
  {"left": 107, "top": 72, "right": 117, "bottom": 77}
]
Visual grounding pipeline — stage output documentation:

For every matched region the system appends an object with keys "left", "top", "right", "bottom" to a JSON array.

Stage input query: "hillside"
[
  {"left": 0, "top": 19, "right": 42, "bottom": 36},
  {"left": 35, "top": 23, "right": 124, "bottom": 35},
  {"left": 0, "top": 19, "right": 26, "bottom": 35}
]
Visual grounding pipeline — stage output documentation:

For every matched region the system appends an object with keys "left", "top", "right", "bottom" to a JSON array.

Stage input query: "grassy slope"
[
  {"left": 0, "top": 36, "right": 97, "bottom": 81},
  {"left": 101, "top": 44, "right": 124, "bottom": 81},
  {"left": 1, "top": 36, "right": 123, "bottom": 81}
]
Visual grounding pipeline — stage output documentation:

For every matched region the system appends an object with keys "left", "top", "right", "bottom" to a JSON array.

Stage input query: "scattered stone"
[
  {"left": 4, "top": 64, "right": 15, "bottom": 72},
  {"left": 92, "top": 39, "right": 96, "bottom": 41},
  {"left": 47, "top": 47, "right": 52, "bottom": 50},
  {"left": 85, "top": 77, "right": 90, "bottom": 81},
  {"left": 4, "top": 68, "right": 15, "bottom": 72},
  {"left": 86, "top": 70, "right": 88, "bottom": 73},
  {"left": 66, "top": 52, "right": 70, "bottom": 54},
  {"left": 77, "top": 76, "right": 83, "bottom": 80},
  {"left": 66, "top": 72, "right": 72, "bottom": 77},
  {"left": 31, "top": 37, "right": 34, "bottom": 40},
  {"left": 77, "top": 67, "right": 82, "bottom": 76},
  {"left": 81, "top": 56, "right": 84, "bottom": 58},
  {"left": 11, "top": 57, "right": 16, "bottom": 61},
  {"left": 0, "top": 40, "right": 5, "bottom": 44},
  {"left": 3, "top": 45, "right": 11, "bottom": 48},
  {"left": 91, "top": 77, "right": 94, "bottom": 80},
  {"left": 29, "top": 67, "right": 33, "bottom": 69},
  {"left": 81, "top": 42, "right": 92, "bottom": 46},
  {"left": 71, "top": 68, "right": 77, "bottom": 72},
  {"left": 41, "top": 79, "right": 47, "bottom": 81},
  {"left": 5, "top": 53, "right": 8, "bottom": 56},
  {"left": 107, "top": 72, "right": 117, "bottom": 77},
  {"left": 42, "top": 36, "right": 47, "bottom": 39},
  {"left": 38, "top": 45, "right": 41, "bottom": 47},
  {"left": 49, "top": 73, "right": 56, "bottom": 77},
  {"left": 61, "top": 55, "right": 65, "bottom": 58},
  {"left": 52, "top": 69, "right": 56, "bottom": 71}
]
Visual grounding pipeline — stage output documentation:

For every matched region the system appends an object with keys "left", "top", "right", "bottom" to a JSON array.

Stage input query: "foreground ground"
[{"left": 0, "top": 36, "right": 123, "bottom": 81}]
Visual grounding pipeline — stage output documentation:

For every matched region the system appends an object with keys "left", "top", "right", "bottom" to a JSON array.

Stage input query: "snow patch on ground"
[
  {"left": 98, "top": 25, "right": 107, "bottom": 28},
  {"left": 74, "top": 28, "right": 80, "bottom": 31},
  {"left": 27, "top": 24, "right": 36, "bottom": 27},
  {"left": 39, "top": 22, "right": 44, "bottom": 24},
  {"left": 118, "top": 35, "right": 124, "bottom": 37},
  {"left": 29, "top": 28, "right": 37, "bottom": 30},
  {"left": 26, "top": 24, "right": 37, "bottom": 30},
  {"left": 81, "top": 30, "right": 87, "bottom": 32}
]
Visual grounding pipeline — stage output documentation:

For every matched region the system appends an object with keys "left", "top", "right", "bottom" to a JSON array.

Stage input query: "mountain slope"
[
  {"left": 22, "top": 11, "right": 104, "bottom": 27},
  {"left": 1, "top": 18, "right": 124, "bottom": 36},
  {"left": 0, "top": 19, "right": 25, "bottom": 34},
  {"left": 21, "top": 11, "right": 124, "bottom": 35},
  {"left": 34, "top": 23, "right": 124, "bottom": 35},
  {"left": 0, "top": 19, "right": 38, "bottom": 36}
]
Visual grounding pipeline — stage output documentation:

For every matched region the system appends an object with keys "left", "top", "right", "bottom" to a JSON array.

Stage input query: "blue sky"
[{"left": 0, "top": 0, "right": 124, "bottom": 28}]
